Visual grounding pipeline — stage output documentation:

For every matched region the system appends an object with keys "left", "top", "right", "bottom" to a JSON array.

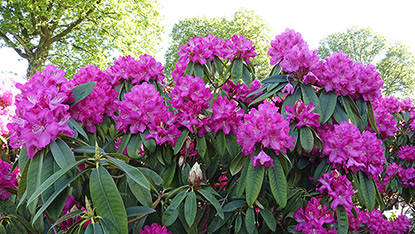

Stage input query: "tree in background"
[
  {"left": 318, "top": 27, "right": 415, "bottom": 97},
  {"left": 0, "top": 0, "right": 163, "bottom": 78},
  {"left": 165, "top": 8, "right": 272, "bottom": 79}
]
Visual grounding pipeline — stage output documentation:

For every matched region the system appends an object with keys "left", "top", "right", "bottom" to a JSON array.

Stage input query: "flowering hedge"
[{"left": 1, "top": 28, "right": 415, "bottom": 234}]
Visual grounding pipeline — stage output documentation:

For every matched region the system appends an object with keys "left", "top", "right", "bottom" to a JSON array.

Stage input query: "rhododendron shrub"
[{"left": 1, "top": 29, "right": 415, "bottom": 234}]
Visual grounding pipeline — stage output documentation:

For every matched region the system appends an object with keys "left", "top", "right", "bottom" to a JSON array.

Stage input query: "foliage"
[
  {"left": 0, "top": 0, "right": 163, "bottom": 78},
  {"left": 164, "top": 8, "right": 272, "bottom": 79},
  {"left": 318, "top": 26, "right": 415, "bottom": 97},
  {"left": 1, "top": 29, "right": 415, "bottom": 234}
]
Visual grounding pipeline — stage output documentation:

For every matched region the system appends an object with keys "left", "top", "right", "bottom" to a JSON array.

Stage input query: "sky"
[{"left": 1, "top": 0, "right": 415, "bottom": 78}]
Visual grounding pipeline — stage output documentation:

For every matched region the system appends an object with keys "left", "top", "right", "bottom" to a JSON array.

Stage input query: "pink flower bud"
[{"left": 188, "top": 162, "right": 203, "bottom": 189}]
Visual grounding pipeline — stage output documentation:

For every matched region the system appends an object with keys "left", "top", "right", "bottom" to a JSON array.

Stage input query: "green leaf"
[
  {"left": 367, "top": 102, "right": 380, "bottom": 135},
  {"left": 269, "top": 64, "right": 282, "bottom": 76},
  {"left": 139, "top": 167, "right": 163, "bottom": 186},
  {"left": 282, "top": 87, "right": 301, "bottom": 118},
  {"left": 214, "top": 56, "right": 223, "bottom": 75},
  {"left": 184, "top": 61, "right": 194, "bottom": 75},
  {"left": 216, "top": 130, "right": 226, "bottom": 156},
  {"left": 223, "top": 200, "right": 246, "bottom": 212},
  {"left": 245, "top": 207, "right": 255, "bottom": 234},
  {"left": 342, "top": 96, "right": 360, "bottom": 127},
  {"left": 246, "top": 84, "right": 267, "bottom": 98},
  {"left": 194, "top": 63, "right": 204, "bottom": 79},
  {"left": 333, "top": 101, "right": 348, "bottom": 123},
  {"left": 268, "top": 157, "right": 287, "bottom": 208},
  {"left": 313, "top": 159, "right": 331, "bottom": 183},
  {"left": 198, "top": 187, "right": 224, "bottom": 219},
  {"left": 358, "top": 171, "right": 373, "bottom": 211},
  {"left": 261, "top": 75, "right": 290, "bottom": 84},
  {"left": 230, "top": 154, "right": 249, "bottom": 176},
  {"left": 173, "top": 129, "right": 189, "bottom": 155},
  {"left": 107, "top": 158, "right": 150, "bottom": 191},
  {"left": 47, "top": 210, "right": 85, "bottom": 234},
  {"left": 67, "top": 118, "right": 89, "bottom": 140},
  {"left": 242, "top": 65, "right": 252, "bottom": 88},
  {"left": 162, "top": 162, "right": 177, "bottom": 188},
  {"left": 259, "top": 209, "right": 276, "bottom": 232},
  {"left": 300, "top": 83, "right": 321, "bottom": 116},
  {"left": 90, "top": 166, "right": 128, "bottom": 234},
  {"left": 196, "top": 136, "right": 207, "bottom": 159},
  {"left": 235, "top": 214, "right": 242, "bottom": 233},
  {"left": 184, "top": 191, "right": 197, "bottom": 227},
  {"left": 116, "top": 132, "right": 131, "bottom": 155},
  {"left": 337, "top": 205, "right": 349, "bottom": 234},
  {"left": 139, "top": 131, "right": 157, "bottom": 153},
  {"left": 319, "top": 91, "right": 337, "bottom": 123},
  {"left": 249, "top": 83, "right": 285, "bottom": 106},
  {"left": 17, "top": 156, "right": 30, "bottom": 199},
  {"left": 127, "top": 177, "right": 152, "bottom": 207},
  {"left": 245, "top": 163, "right": 265, "bottom": 207},
  {"left": 236, "top": 159, "right": 250, "bottom": 198},
  {"left": 126, "top": 206, "right": 155, "bottom": 217},
  {"left": 299, "top": 126, "right": 314, "bottom": 153},
  {"left": 50, "top": 138, "right": 76, "bottom": 169},
  {"left": 70, "top": 82, "right": 97, "bottom": 107},
  {"left": 231, "top": 58, "right": 243, "bottom": 84},
  {"left": 162, "top": 190, "right": 187, "bottom": 226},
  {"left": 26, "top": 150, "right": 45, "bottom": 214}
]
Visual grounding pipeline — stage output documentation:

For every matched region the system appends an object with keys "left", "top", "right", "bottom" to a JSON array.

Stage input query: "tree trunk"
[{"left": 25, "top": 45, "right": 50, "bottom": 79}]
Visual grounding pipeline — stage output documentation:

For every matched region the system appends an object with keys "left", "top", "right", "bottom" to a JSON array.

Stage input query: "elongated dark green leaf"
[
  {"left": 333, "top": 101, "right": 348, "bottom": 123},
  {"left": 70, "top": 82, "right": 96, "bottom": 107},
  {"left": 139, "top": 167, "right": 163, "bottom": 186},
  {"left": 235, "top": 214, "right": 242, "bottom": 233},
  {"left": 162, "top": 163, "right": 177, "bottom": 188},
  {"left": 245, "top": 207, "right": 255, "bottom": 234},
  {"left": 261, "top": 75, "right": 290, "bottom": 84},
  {"left": 107, "top": 158, "right": 150, "bottom": 191},
  {"left": 373, "top": 179, "right": 385, "bottom": 210},
  {"left": 342, "top": 96, "right": 359, "bottom": 127},
  {"left": 67, "top": 118, "right": 89, "bottom": 140},
  {"left": 358, "top": 171, "right": 371, "bottom": 210},
  {"left": 246, "top": 84, "right": 267, "bottom": 98},
  {"left": 230, "top": 154, "right": 249, "bottom": 176},
  {"left": 367, "top": 102, "right": 380, "bottom": 135},
  {"left": 126, "top": 134, "right": 142, "bottom": 159},
  {"left": 259, "top": 209, "right": 276, "bottom": 232},
  {"left": 17, "top": 156, "right": 30, "bottom": 199},
  {"left": 194, "top": 63, "right": 204, "bottom": 79},
  {"left": 162, "top": 190, "right": 187, "bottom": 226},
  {"left": 231, "top": 58, "right": 243, "bottom": 84},
  {"left": 242, "top": 65, "right": 252, "bottom": 88},
  {"left": 198, "top": 188, "right": 224, "bottom": 219},
  {"left": 184, "top": 61, "right": 194, "bottom": 75},
  {"left": 90, "top": 166, "right": 128, "bottom": 234},
  {"left": 313, "top": 159, "right": 331, "bottom": 183},
  {"left": 337, "top": 205, "right": 349, "bottom": 234},
  {"left": 359, "top": 172, "right": 376, "bottom": 211},
  {"left": 346, "top": 96, "right": 362, "bottom": 119},
  {"left": 216, "top": 130, "right": 226, "bottom": 156},
  {"left": 268, "top": 157, "right": 287, "bottom": 208},
  {"left": 319, "top": 91, "right": 337, "bottom": 123},
  {"left": 173, "top": 129, "right": 189, "bottom": 155},
  {"left": 245, "top": 163, "right": 265, "bottom": 207},
  {"left": 269, "top": 64, "right": 282, "bottom": 76},
  {"left": 27, "top": 159, "right": 86, "bottom": 205},
  {"left": 184, "top": 191, "right": 197, "bottom": 227},
  {"left": 116, "top": 132, "right": 131, "bottom": 155},
  {"left": 236, "top": 159, "right": 250, "bottom": 198},
  {"left": 127, "top": 177, "right": 152, "bottom": 207},
  {"left": 214, "top": 56, "right": 223, "bottom": 75},
  {"left": 47, "top": 210, "right": 85, "bottom": 234},
  {"left": 50, "top": 139, "right": 76, "bottom": 169},
  {"left": 249, "top": 83, "right": 285, "bottom": 106},
  {"left": 300, "top": 126, "right": 314, "bottom": 153},
  {"left": 73, "top": 145, "right": 105, "bottom": 154},
  {"left": 196, "top": 136, "right": 207, "bottom": 159},
  {"left": 223, "top": 200, "right": 246, "bottom": 212},
  {"left": 300, "top": 83, "right": 321, "bottom": 116},
  {"left": 26, "top": 150, "right": 45, "bottom": 214},
  {"left": 139, "top": 131, "right": 157, "bottom": 153},
  {"left": 126, "top": 206, "right": 155, "bottom": 217},
  {"left": 282, "top": 88, "right": 301, "bottom": 118}
]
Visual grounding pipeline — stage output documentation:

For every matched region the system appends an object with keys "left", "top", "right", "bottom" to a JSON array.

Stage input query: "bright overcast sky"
[{"left": 1, "top": 0, "right": 415, "bottom": 78}]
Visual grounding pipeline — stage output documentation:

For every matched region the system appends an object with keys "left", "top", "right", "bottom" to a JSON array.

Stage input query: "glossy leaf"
[
  {"left": 194, "top": 63, "right": 204, "bottom": 79},
  {"left": 127, "top": 177, "right": 152, "bottom": 207},
  {"left": 319, "top": 91, "right": 337, "bottom": 123},
  {"left": 70, "top": 81, "right": 96, "bottom": 107},
  {"left": 282, "top": 88, "right": 301, "bottom": 118},
  {"left": 337, "top": 205, "right": 349, "bottom": 234},
  {"left": 268, "top": 157, "right": 287, "bottom": 208},
  {"left": 26, "top": 150, "right": 45, "bottom": 214},
  {"left": 107, "top": 158, "right": 150, "bottom": 191},
  {"left": 126, "top": 206, "right": 155, "bottom": 217},
  {"left": 367, "top": 102, "right": 380, "bottom": 135},
  {"left": 173, "top": 129, "right": 189, "bottom": 155},
  {"left": 184, "top": 191, "right": 197, "bottom": 227},
  {"left": 223, "top": 200, "right": 246, "bottom": 212},
  {"left": 300, "top": 83, "right": 321, "bottom": 116},
  {"left": 231, "top": 58, "right": 243, "bottom": 84},
  {"left": 259, "top": 209, "right": 276, "bottom": 232},
  {"left": 162, "top": 190, "right": 187, "bottom": 226},
  {"left": 230, "top": 153, "right": 249, "bottom": 176},
  {"left": 261, "top": 74, "right": 290, "bottom": 84},
  {"left": 216, "top": 130, "right": 226, "bottom": 156},
  {"left": 245, "top": 163, "right": 265, "bottom": 207},
  {"left": 127, "top": 134, "right": 142, "bottom": 159},
  {"left": 162, "top": 162, "right": 177, "bottom": 188},
  {"left": 198, "top": 187, "right": 224, "bottom": 219},
  {"left": 249, "top": 83, "right": 285, "bottom": 106},
  {"left": 245, "top": 207, "right": 255, "bottom": 234},
  {"left": 242, "top": 65, "right": 252, "bottom": 88},
  {"left": 300, "top": 126, "right": 314, "bottom": 153},
  {"left": 50, "top": 138, "right": 76, "bottom": 169},
  {"left": 196, "top": 136, "right": 207, "bottom": 159}
]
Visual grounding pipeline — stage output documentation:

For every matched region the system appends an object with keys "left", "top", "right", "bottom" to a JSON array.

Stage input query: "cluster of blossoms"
[
  {"left": 222, "top": 79, "right": 262, "bottom": 103},
  {"left": 0, "top": 159, "right": 19, "bottom": 200},
  {"left": 371, "top": 106, "right": 398, "bottom": 139},
  {"left": 139, "top": 223, "right": 171, "bottom": 234},
  {"left": 170, "top": 75, "right": 212, "bottom": 134},
  {"left": 204, "top": 95, "right": 243, "bottom": 135},
  {"left": 105, "top": 54, "right": 165, "bottom": 84},
  {"left": 373, "top": 96, "right": 415, "bottom": 113},
  {"left": 321, "top": 122, "right": 384, "bottom": 178},
  {"left": 314, "top": 51, "right": 383, "bottom": 102},
  {"left": 285, "top": 100, "right": 321, "bottom": 129},
  {"left": 0, "top": 76, "right": 24, "bottom": 135},
  {"left": 348, "top": 208, "right": 410, "bottom": 234},
  {"left": 268, "top": 28, "right": 319, "bottom": 82},
  {"left": 293, "top": 197, "right": 336, "bottom": 234},
  {"left": 116, "top": 83, "right": 180, "bottom": 146},
  {"left": 236, "top": 102, "right": 294, "bottom": 156},
  {"left": 398, "top": 145, "right": 415, "bottom": 161},
  {"left": 317, "top": 171, "right": 354, "bottom": 210},
  {"left": 69, "top": 65, "right": 119, "bottom": 133},
  {"left": 252, "top": 150, "right": 274, "bottom": 168},
  {"left": 7, "top": 65, "right": 74, "bottom": 158},
  {"left": 382, "top": 162, "right": 415, "bottom": 188}
]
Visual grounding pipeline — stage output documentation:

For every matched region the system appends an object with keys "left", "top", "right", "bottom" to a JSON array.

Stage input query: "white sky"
[{"left": 1, "top": 0, "right": 415, "bottom": 78}]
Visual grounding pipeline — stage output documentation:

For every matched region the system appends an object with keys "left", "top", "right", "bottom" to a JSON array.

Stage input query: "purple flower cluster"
[
  {"left": 285, "top": 100, "right": 321, "bottom": 129},
  {"left": 222, "top": 79, "right": 262, "bottom": 103},
  {"left": 105, "top": 55, "right": 165, "bottom": 84},
  {"left": 177, "top": 34, "right": 224, "bottom": 65},
  {"left": 322, "top": 122, "right": 384, "bottom": 178},
  {"left": 398, "top": 145, "right": 415, "bottom": 161},
  {"left": 252, "top": 150, "right": 274, "bottom": 168},
  {"left": 371, "top": 106, "right": 397, "bottom": 139},
  {"left": 69, "top": 65, "right": 119, "bottom": 133},
  {"left": 314, "top": 51, "right": 383, "bottom": 102},
  {"left": 8, "top": 65, "right": 74, "bottom": 158},
  {"left": 293, "top": 197, "right": 336, "bottom": 234},
  {"left": 236, "top": 102, "right": 294, "bottom": 156},
  {"left": 384, "top": 162, "right": 415, "bottom": 188},
  {"left": 140, "top": 223, "right": 171, "bottom": 234},
  {"left": 317, "top": 171, "right": 354, "bottom": 210},
  {"left": 222, "top": 35, "right": 257, "bottom": 64},
  {"left": 348, "top": 208, "right": 410, "bottom": 234},
  {"left": 206, "top": 95, "right": 243, "bottom": 135},
  {"left": 0, "top": 159, "right": 19, "bottom": 200},
  {"left": 170, "top": 75, "right": 212, "bottom": 134},
  {"left": 0, "top": 76, "right": 24, "bottom": 135}
]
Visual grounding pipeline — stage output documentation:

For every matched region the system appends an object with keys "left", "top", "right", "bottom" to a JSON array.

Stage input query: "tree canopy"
[
  {"left": 318, "top": 27, "right": 415, "bottom": 97},
  {"left": 164, "top": 8, "right": 272, "bottom": 79},
  {"left": 0, "top": 0, "right": 163, "bottom": 78}
]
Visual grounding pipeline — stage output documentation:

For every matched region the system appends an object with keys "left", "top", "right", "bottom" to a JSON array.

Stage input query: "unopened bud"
[
  {"left": 188, "top": 162, "right": 203, "bottom": 190},
  {"left": 178, "top": 156, "right": 185, "bottom": 168}
]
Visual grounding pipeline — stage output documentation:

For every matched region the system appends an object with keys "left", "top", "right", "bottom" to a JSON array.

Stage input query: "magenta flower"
[
  {"left": 207, "top": 96, "right": 244, "bottom": 135},
  {"left": 0, "top": 76, "right": 24, "bottom": 135},
  {"left": 281, "top": 83, "right": 294, "bottom": 95},
  {"left": 222, "top": 35, "right": 257, "bottom": 64},
  {"left": 285, "top": 100, "right": 320, "bottom": 129},
  {"left": 293, "top": 197, "right": 335, "bottom": 234},
  {"left": 146, "top": 112, "right": 181, "bottom": 147},
  {"left": 368, "top": 106, "right": 397, "bottom": 139},
  {"left": 177, "top": 34, "right": 224, "bottom": 65},
  {"left": 222, "top": 79, "right": 262, "bottom": 103},
  {"left": 0, "top": 159, "right": 19, "bottom": 200},
  {"left": 398, "top": 145, "right": 415, "bottom": 161},
  {"left": 317, "top": 171, "right": 354, "bottom": 211},
  {"left": 355, "top": 63, "right": 383, "bottom": 102},
  {"left": 252, "top": 150, "right": 274, "bottom": 168},
  {"left": 268, "top": 28, "right": 307, "bottom": 66},
  {"left": 140, "top": 223, "right": 171, "bottom": 234}
]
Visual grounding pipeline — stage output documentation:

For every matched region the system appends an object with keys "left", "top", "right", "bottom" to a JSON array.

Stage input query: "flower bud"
[
  {"left": 188, "top": 162, "right": 203, "bottom": 190},
  {"left": 178, "top": 156, "right": 185, "bottom": 168}
]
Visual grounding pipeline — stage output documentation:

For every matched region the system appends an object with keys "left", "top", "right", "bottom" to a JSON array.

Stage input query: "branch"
[
  {"left": 11, "top": 33, "right": 33, "bottom": 55},
  {"left": 0, "top": 31, "right": 28, "bottom": 59}
]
